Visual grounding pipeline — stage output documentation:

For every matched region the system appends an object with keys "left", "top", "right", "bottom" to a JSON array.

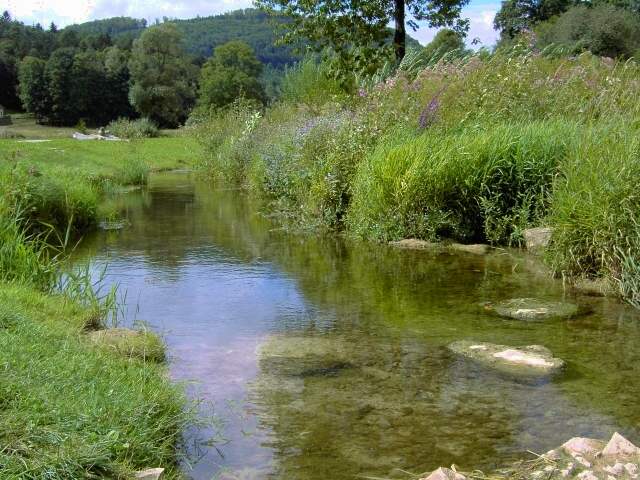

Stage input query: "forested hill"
[{"left": 65, "top": 9, "right": 301, "bottom": 67}]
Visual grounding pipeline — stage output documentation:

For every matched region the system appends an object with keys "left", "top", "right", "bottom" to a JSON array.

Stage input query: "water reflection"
[{"left": 75, "top": 172, "right": 640, "bottom": 480}]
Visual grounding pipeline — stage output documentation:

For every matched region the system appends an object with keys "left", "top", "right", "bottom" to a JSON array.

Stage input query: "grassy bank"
[
  {"left": 193, "top": 50, "right": 640, "bottom": 306},
  {"left": 0, "top": 136, "right": 198, "bottom": 233},
  {"left": 0, "top": 283, "right": 189, "bottom": 479},
  {"left": 0, "top": 135, "right": 200, "bottom": 478}
]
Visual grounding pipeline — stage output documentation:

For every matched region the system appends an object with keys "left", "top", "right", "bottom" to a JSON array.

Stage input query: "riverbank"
[
  {"left": 192, "top": 50, "right": 640, "bottom": 308},
  {"left": 0, "top": 136, "right": 199, "bottom": 478}
]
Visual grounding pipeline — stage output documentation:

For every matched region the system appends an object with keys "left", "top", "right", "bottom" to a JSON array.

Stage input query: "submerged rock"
[
  {"left": 448, "top": 243, "right": 491, "bottom": 255},
  {"left": 88, "top": 328, "right": 165, "bottom": 362},
  {"left": 570, "top": 277, "right": 616, "bottom": 297},
  {"left": 389, "top": 239, "right": 440, "bottom": 250},
  {"left": 449, "top": 340, "right": 564, "bottom": 376},
  {"left": 523, "top": 227, "right": 553, "bottom": 252},
  {"left": 486, "top": 298, "right": 579, "bottom": 321},
  {"left": 420, "top": 467, "right": 466, "bottom": 480},
  {"left": 98, "top": 219, "right": 130, "bottom": 231}
]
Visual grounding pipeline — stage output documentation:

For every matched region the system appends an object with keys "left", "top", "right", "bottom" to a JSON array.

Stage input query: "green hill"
[{"left": 64, "top": 8, "right": 421, "bottom": 68}]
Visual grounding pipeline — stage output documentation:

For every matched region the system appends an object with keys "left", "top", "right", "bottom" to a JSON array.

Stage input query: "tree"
[
  {"left": 536, "top": 3, "right": 640, "bottom": 57},
  {"left": 18, "top": 56, "right": 49, "bottom": 121},
  {"left": 45, "top": 48, "right": 79, "bottom": 124},
  {"left": 494, "top": 0, "right": 574, "bottom": 38},
  {"left": 423, "top": 28, "right": 467, "bottom": 60},
  {"left": 128, "top": 23, "right": 198, "bottom": 127},
  {"left": 198, "top": 41, "right": 266, "bottom": 109},
  {"left": 255, "top": 0, "right": 470, "bottom": 76}
]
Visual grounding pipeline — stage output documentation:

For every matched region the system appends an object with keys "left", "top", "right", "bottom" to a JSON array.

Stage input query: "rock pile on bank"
[{"left": 419, "top": 432, "right": 640, "bottom": 480}]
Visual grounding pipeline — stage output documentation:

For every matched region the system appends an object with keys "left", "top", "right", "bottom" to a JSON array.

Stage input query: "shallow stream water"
[{"left": 75, "top": 172, "right": 640, "bottom": 480}]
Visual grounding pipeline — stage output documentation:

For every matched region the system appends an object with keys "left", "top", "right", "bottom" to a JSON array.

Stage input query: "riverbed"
[{"left": 74, "top": 172, "right": 640, "bottom": 480}]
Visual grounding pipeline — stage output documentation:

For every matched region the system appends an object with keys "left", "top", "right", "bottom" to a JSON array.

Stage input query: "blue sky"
[{"left": 5, "top": 0, "right": 501, "bottom": 47}]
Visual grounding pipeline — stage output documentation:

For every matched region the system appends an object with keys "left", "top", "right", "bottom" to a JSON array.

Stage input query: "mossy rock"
[
  {"left": 87, "top": 328, "right": 165, "bottom": 362},
  {"left": 448, "top": 243, "right": 491, "bottom": 255},
  {"left": 486, "top": 298, "right": 579, "bottom": 321},
  {"left": 257, "top": 335, "right": 354, "bottom": 378},
  {"left": 388, "top": 239, "right": 441, "bottom": 250},
  {"left": 449, "top": 340, "right": 565, "bottom": 376}
]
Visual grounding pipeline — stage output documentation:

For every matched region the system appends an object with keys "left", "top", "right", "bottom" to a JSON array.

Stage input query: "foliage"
[
  {"left": 279, "top": 57, "right": 347, "bottom": 107},
  {"left": 255, "top": 0, "right": 469, "bottom": 79},
  {"left": 494, "top": 0, "right": 573, "bottom": 38},
  {"left": 128, "top": 24, "right": 198, "bottom": 128},
  {"left": 536, "top": 4, "right": 640, "bottom": 58},
  {"left": 198, "top": 41, "right": 266, "bottom": 110},
  {"left": 107, "top": 117, "right": 159, "bottom": 139},
  {"left": 423, "top": 29, "right": 468, "bottom": 61},
  {"left": 17, "top": 56, "right": 49, "bottom": 121},
  {"left": 195, "top": 49, "right": 640, "bottom": 306}
]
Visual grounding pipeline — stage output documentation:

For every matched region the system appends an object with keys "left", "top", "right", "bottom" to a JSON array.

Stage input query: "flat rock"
[
  {"left": 524, "top": 227, "right": 553, "bottom": 252},
  {"left": 449, "top": 340, "right": 564, "bottom": 376},
  {"left": 420, "top": 467, "right": 466, "bottom": 480},
  {"left": 602, "top": 432, "right": 640, "bottom": 457},
  {"left": 562, "top": 437, "right": 605, "bottom": 457},
  {"left": 389, "top": 239, "right": 439, "bottom": 250},
  {"left": 448, "top": 243, "right": 491, "bottom": 255},
  {"left": 135, "top": 468, "right": 164, "bottom": 480},
  {"left": 487, "top": 298, "right": 579, "bottom": 321}
]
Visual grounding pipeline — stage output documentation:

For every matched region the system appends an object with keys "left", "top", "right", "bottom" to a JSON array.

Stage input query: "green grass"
[
  {"left": 0, "top": 137, "right": 199, "bottom": 233},
  {"left": 0, "top": 284, "right": 190, "bottom": 479},
  {"left": 193, "top": 49, "right": 640, "bottom": 305}
]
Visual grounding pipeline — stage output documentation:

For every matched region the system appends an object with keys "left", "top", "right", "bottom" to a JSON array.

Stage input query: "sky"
[{"left": 4, "top": 0, "right": 501, "bottom": 47}]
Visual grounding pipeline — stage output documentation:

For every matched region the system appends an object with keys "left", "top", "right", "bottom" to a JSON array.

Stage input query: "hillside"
[
  {"left": 64, "top": 8, "right": 421, "bottom": 67},
  {"left": 65, "top": 9, "right": 301, "bottom": 68}
]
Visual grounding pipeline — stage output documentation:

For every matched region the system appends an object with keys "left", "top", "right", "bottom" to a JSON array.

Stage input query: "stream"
[{"left": 74, "top": 172, "right": 640, "bottom": 480}]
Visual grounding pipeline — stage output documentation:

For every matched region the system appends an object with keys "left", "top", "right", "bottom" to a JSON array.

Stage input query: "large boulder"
[
  {"left": 485, "top": 298, "right": 579, "bottom": 321},
  {"left": 523, "top": 227, "right": 553, "bottom": 252},
  {"left": 449, "top": 340, "right": 565, "bottom": 376}
]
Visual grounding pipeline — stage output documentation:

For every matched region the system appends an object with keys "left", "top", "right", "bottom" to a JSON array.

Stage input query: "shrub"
[
  {"left": 536, "top": 4, "right": 640, "bottom": 59},
  {"left": 107, "top": 117, "right": 159, "bottom": 139}
]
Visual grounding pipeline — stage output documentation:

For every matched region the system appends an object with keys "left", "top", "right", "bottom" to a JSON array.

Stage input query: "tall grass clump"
[
  {"left": 548, "top": 123, "right": 640, "bottom": 301},
  {"left": 107, "top": 117, "right": 159, "bottom": 139},
  {"left": 0, "top": 202, "right": 60, "bottom": 290},
  {"left": 347, "top": 121, "right": 577, "bottom": 244}
]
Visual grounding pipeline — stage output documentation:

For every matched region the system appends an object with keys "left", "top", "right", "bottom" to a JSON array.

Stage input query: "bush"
[
  {"left": 107, "top": 117, "right": 159, "bottom": 139},
  {"left": 536, "top": 4, "right": 640, "bottom": 59}
]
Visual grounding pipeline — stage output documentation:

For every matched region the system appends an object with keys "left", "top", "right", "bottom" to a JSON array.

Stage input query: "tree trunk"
[{"left": 393, "top": 0, "right": 406, "bottom": 61}]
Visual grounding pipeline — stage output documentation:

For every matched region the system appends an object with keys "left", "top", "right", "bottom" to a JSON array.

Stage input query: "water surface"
[{"left": 76, "top": 172, "right": 640, "bottom": 480}]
